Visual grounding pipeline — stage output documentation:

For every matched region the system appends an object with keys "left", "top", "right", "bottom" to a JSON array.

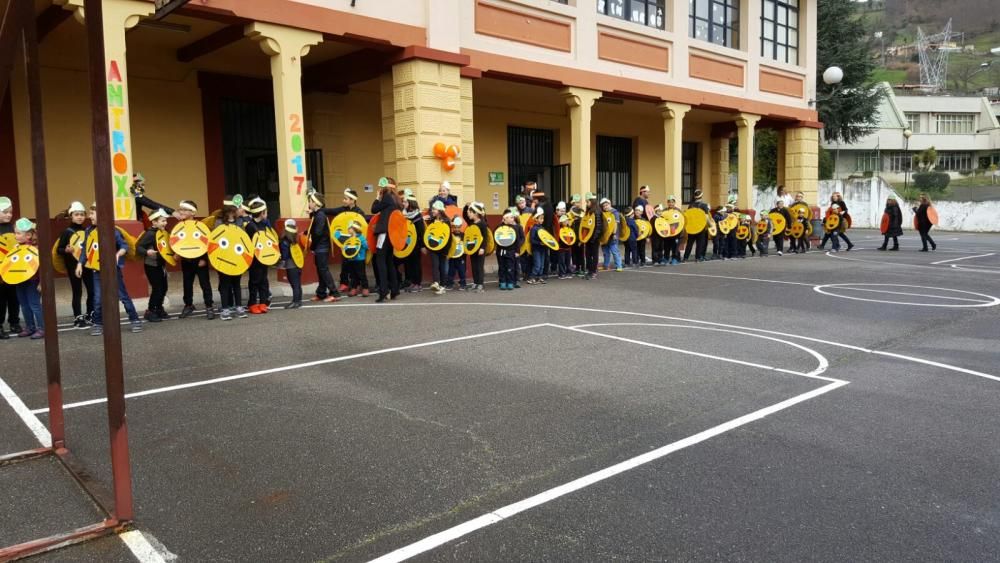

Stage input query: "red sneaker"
[
  {"left": 337, "top": 284, "right": 349, "bottom": 293},
  {"left": 361, "top": 288, "right": 370, "bottom": 297},
  {"left": 260, "top": 304, "right": 269, "bottom": 313},
  {"left": 349, "top": 288, "right": 358, "bottom": 297},
  {"left": 249, "top": 304, "right": 264, "bottom": 314}
]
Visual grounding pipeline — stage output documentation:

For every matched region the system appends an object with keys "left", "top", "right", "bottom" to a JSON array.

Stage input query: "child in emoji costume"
[
  {"left": 174, "top": 200, "right": 216, "bottom": 320},
  {"left": 466, "top": 201, "right": 488, "bottom": 293},
  {"left": 555, "top": 208, "right": 574, "bottom": 280},
  {"left": 599, "top": 198, "right": 622, "bottom": 272},
  {"left": 755, "top": 212, "right": 772, "bottom": 257},
  {"left": 527, "top": 207, "right": 548, "bottom": 285},
  {"left": 568, "top": 195, "right": 585, "bottom": 277},
  {"left": 243, "top": 197, "right": 272, "bottom": 314},
  {"left": 444, "top": 215, "right": 467, "bottom": 291},
  {"left": 768, "top": 199, "right": 791, "bottom": 256},
  {"left": 426, "top": 201, "right": 450, "bottom": 295},
  {"left": 10, "top": 218, "right": 43, "bottom": 339},
  {"left": 342, "top": 221, "right": 369, "bottom": 296},
  {"left": 210, "top": 199, "right": 247, "bottom": 321},
  {"left": 878, "top": 197, "right": 903, "bottom": 251},
  {"left": 495, "top": 208, "right": 524, "bottom": 290},
  {"left": 135, "top": 208, "right": 171, "bottom": 322},
  {"left": 662, "top": 196, "right": 682, "bottom": 265},
  {"left": 370, "top": 177, "right": 403, "bottom": 303},
  {"left": 401, "top": 192, "right": 424, "bottom": 292},
  {"left": 0, "top": 196, "right": 22, "bottom": 338},
  {"left": 710, "top": 206, "right": 725, "bottom": 260},
  {"left": 583, "top": 193, "right": 603, "bottom": 280},
  {"left": 278, "top": 219, "right": 303, "bottom": 309},
  {"left": 622, "top": 207, "right": 638, "bottom": 269},
  {"left": 319, "top": 187, "right": 362, "bottom": 293},
  {"left": 57, "top": 201, "right": 93, "bottom": 327},
  {"left": 76, "top": 203, "right": 142, "bottom": 335},
  {"left": 649, "top": 204, "right": 665, "bottom": 266}
]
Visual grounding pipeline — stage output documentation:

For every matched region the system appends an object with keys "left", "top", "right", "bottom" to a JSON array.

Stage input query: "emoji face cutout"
[
  {"left": 330, "top": 212, "right": 367, "bottom": 249},
  {"left": 493, "top": 225, "right": 516, "bottom": 248},
  {"left": 393, "top": 220, "right": 418, "bottom": 259},
  {"left": 538, "top": 228, "right": 559, "bottom": 251},
  {"left": 635, "top": 219, "right": 652, "bottom": 241},
  {"left": 170, "top": 220, "right": 211, "bottom": 259},
  {"left": 423, "top": 221, "right": 451, "bottom": 252},
  {"left": 736, "top": 224, "right": 751, "bottom": 240},
  {"left": 449, "top": 234, "right": 465, "bottom": 259},
  {"left": 683, "top": 208, "right": 708, "bottom": 235},
  {"left": 290, "top": 243, "right": 305, "bottom": 269},
  {"left": 0, "top": 232, "right": 15, "bottom": 264},
  {"left": 559, "top": 226, "right": 577, "bottom": 246},
  {"left": 156, "top": 229, "right": 178, "bottom": 267},
  {"left": 756, "top": 219, "right": 769, "bottom": 236},
  {"left": 0, "top": 244, "right": 39, "bottom": 284},
  {"left": 463, "top": 225, "right": 484, "bottom": 255},
  {"left": 207, "top": 224, "right": 253, "bottom": 276},
  {"left": 85, "top": 229, "right": 101, "bottom": 271},
  {"left": 654, "top": 208, "right": 686, "bottom": 238},
  {"left": 69, "top": 231, "right": 85, "bottom": 260},
  {"left": 824, "top": 213, "right": 840, "bottom": 233},
  {"left": 768, "top": 212, "right": 787, "bottom": 235},
  {"left": 252, "top": 227, "right": 280, "bottom": 266},
  {"left": 600, "top": 212, "right": 617, "bottom": 244},
  {"left": 342, "top": 236, "right": 362, "bottom": 260},
  {"left": 578, "top": 213, "right": 596, "bottom": 244}
]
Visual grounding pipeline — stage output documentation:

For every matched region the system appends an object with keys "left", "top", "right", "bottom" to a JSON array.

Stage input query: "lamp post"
[{"left": 903, "top": 128, "right": 913, "bottom": 191}]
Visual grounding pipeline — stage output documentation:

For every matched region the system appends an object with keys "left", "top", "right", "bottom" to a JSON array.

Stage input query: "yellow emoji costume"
[{"left": 208, "top": 224, "right": 253, "bottom": 276}]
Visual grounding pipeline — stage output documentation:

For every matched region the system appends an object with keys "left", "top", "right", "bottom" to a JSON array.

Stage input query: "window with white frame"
[
  {"left": 761, "top": 0, "right": 799, "bottom": 65},
  {"left": 935, "top": 152, "right": 973, "bottom": 171},
  {"left": 598, "top": 0, "right": 666, "bottom": 29},
  {"left": 905, "top": 113, "right": 921, "bottom": 133},
  {"left": 887, "top": 152, "right": 914, "bottom": 172},
  {"left": 690, "top": 0, "right": 740, "bottom": 48},
  {"left": 855, "top": 152, "right": 880, "bottom": 172},
  {"left": 935, "top": 113, "right": 975, "bottom": 134}
]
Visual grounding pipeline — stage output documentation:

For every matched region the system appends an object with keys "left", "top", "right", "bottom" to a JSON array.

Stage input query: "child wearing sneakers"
[
  {"left": 496, "top": 209, "right": 523, "bottom": 290},
  {"left": 466, "top": 202, "right": 488, "bottom": 293},
  {"left": 278, "top": 219, "right": 303, "bottom": 309},
  {"left": 555, "top": 214, "right": 573, "bottom": 279},
  {"left": 12, "top": 218, "right": 43, "bottom": 339},
  {"left": 623, "top": 207, "right": 638, "bottom": 268},
  {"left": 343, "top": 221, "right": 370, "bottom": 297},
  {"left": 445, "top": 216, "right": 468, "bottom": 290},
  {"left": 76, "top": 204, "right": 143, "bottom": 335},
  {"left": 527, "top": 207, "right": 548, "bottom": 285},
  {"left": 57, "top": 201, "right": 93, "bottom": 327},
  {"left": 755, "top": 212, "right": 771, "bottom": 257},
  {"left": 0, "top": 196, "right": 22, "bottom": 338},
  {"left": 427, "top": 202, "right": 450, "bottom": 295},
  {"left": 243, "top": 197, "right": 272, "bottom": 314},
  {"left": 135, "top": 208, "right": 170, "bottom": 322}
]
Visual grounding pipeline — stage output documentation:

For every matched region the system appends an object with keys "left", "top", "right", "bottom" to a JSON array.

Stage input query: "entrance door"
[
  {"left": 682, "top": 142, "right": 698, "bottom": 204},
  {"left": 507, "top": 126, "right": 568, "bottom": 205},
  {"left": 596, "top": 135, "right": 632, "bottom": 211}
]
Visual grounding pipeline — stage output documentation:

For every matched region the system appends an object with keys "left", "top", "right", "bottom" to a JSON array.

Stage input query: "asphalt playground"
[{"left": 2, "top": 229, "right": 999, "bottom": 562}]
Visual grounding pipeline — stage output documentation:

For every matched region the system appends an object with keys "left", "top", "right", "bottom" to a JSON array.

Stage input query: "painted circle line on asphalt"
[{"left": 812, "top": 283, "right": 1000, "bottom": 308}]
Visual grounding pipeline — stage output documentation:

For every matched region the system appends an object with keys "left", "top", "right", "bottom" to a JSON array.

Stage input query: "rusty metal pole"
[
  {"left": 21, "top": 0, "right": 65, "bottom": 452},
  {"left": 83, "top": 0, "right": 134, "bottom": 523}
]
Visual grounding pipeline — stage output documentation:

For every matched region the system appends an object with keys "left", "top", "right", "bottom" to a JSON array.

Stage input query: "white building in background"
[{"left": 822, "top": 83, "right": 1000, "bottom": 183}]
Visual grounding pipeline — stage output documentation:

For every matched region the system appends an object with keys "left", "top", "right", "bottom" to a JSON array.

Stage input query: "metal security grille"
[
  {"left": 597, "top": 135, "right": 632, "bottom": 212},
  {"left": 507, "top": 126, "right": 568, "bottom": 206},
  {"left": 682, "top": 142, "right": 698, "bottom": 204}
]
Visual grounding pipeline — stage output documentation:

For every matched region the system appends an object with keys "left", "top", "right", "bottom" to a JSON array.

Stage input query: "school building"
[{"left": 3, "top": 0, "right": 821, "bottom": 224}]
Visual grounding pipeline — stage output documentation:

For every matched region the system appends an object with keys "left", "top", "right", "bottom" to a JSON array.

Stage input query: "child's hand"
[
  {"left": 146, "top": 249, "right": 157, "bottom": 257},
  {"left": 75, "top": 264, "right": 82, "bottom": 278},
  {"left": 64, "top": 245, "right": 73, "bottom": 254},
  {"left": 116, "top": 249, "right": 126, "bottom": 259},
  {"left": 478, "top": 249, "right": 484, "bottom": 256},
  {"left": 198, "top": 259, "right": 207, "bottom": 267}
]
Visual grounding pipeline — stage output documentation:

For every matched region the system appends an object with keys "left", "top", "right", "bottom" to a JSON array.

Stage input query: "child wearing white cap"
[
  {"left": 57, "top": 201, "right": 94, "bottom": 327},
  {"left": 599, "top": 198, "right": 622, "bottom": 272},
  {"left": 527, "top": 207, "right": 548, "bottom": 284},
  {"left": 0, "top": 196, "right": 21, "bottom": 337},
  {"left": 12, "top": 218, "right": 43, "bottom": 339},
  {"left": 135, "top": 208, "right": 171, "bottom": 322},
  {"left": 466, "top": 202, "right": 488, "bottom": 293},
  {"left": 444, "top": 215, "right": 468, "bottom": 291}
]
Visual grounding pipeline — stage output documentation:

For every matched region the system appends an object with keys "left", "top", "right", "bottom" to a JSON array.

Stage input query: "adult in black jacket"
[
  {"left": 307, "top": 192, "right": 341, "bottom": 301},
  {"left": 584, "top": 192, "right": 603, "bottom": 279},
  {"left": 878, "top": 197, "right": 903, "bottom": 251},
  {"left": 631, "top": 185, "right": 650, "bottom": 215},
  {"left": 769, "top": 200, "right": 792, "bottom": 255},
  {"left": 912, "top": 194, "right": 937, "bottom": 251},
  {"left": 371, "top": 183, "right": 402, "bottom": 302}
]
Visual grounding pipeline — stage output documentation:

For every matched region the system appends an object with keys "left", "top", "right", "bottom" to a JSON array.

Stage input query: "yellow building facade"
[{"left": 4, "top": 0, "right": 821, "bottom": 220}]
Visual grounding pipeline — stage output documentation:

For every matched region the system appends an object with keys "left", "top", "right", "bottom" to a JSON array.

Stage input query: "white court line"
[
  {"left": 31, "top": 324, "right": 547, "bottom": 414},
  {"left": 826, "top": 286, "right": 993, "bottom": 303},
  {"left": 0, "top": 376, "right": 52, "bottom": 447},
  {"left": 567, "top": 323, "right": 832, "bottom": 381},
  {"left": 368, "top": 379, "right": 848, "bottom": 563},
  {"left": 825, "top": 250, "right": 1000, "bottom": 273},
  {"left": 623, "top": 268, "right": 814, "bottom": 286},
  {"left": 0, "top": 381, "right": 173, "bottom": 562},
  {"left": 305, "top": 303, "right": 1000, "bottom": 385},
  {"left": 931, "top": 253, "right": 995, "bottom": 265}
]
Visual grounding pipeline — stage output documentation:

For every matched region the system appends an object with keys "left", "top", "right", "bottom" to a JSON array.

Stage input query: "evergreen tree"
[{"left": 817, "top": 0, "right": 883, "bottom": 143}]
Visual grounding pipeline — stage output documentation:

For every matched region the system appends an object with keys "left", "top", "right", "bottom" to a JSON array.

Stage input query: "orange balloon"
[
  {"left": 446, "top": 144, "right": 461, "bottom": 159},
  {"left": 433, "top": 142, "right": 447, "bottom": 159},
  {"left": 443, "top": 157, "right": 456, "bottom": 171}
]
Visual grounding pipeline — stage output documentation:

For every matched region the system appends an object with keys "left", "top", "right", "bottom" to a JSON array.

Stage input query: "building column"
[
  {"left": 56, "top": 0, "right": 153, "bottom": 220},
  {"left": 561, "top": 87, "right": 602, "bottom": 201},
  {"left": 380, "top": 73, "right": 397, "bottom": 180},
  {"left": 391, "top": 59, "right": 464, "bottom": 204},
  {"left": 784, "top": 126, "right": 820, "bottom": 203},
  {"left": 659, "top": 102, "right": 691, "bottom": 203},
  {"left": 246, "top": 23, "right": 322, "bottom": 218},
  {"left": 709, "top": 135, "right": 730, "bottom": 207},
  {"left": 459, "top": 76, "right": 476, "bottom": 205},
  {"left": 735, "top": 113, "right": 761, "bottom": 210}
]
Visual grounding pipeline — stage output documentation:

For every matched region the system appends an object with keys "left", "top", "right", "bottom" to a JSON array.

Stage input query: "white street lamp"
[
  {"left": 903, "top": 128, "right": 913, "bottom": 191},
  {"left": 822, "top": 66, "right": 844, "bottom": 86}
]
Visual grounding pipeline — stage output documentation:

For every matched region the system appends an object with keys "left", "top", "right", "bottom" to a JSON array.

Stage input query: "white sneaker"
[
  {"left": 434, "top": 287, "right": 446, "bottom": 295},
  {"left": 776, "top": 251, "right": 783, "bottom": 256},
  {"left": 430, "top": 282, "right": 441, "bottom": 291}
]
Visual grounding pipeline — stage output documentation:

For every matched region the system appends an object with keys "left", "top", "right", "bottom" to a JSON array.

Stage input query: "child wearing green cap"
[
  {"left": 0, "top": 196, "right": 21, "bottom": 338},
  {"left": 12, "top": 218, "right": 43, "bottom": 339}
]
